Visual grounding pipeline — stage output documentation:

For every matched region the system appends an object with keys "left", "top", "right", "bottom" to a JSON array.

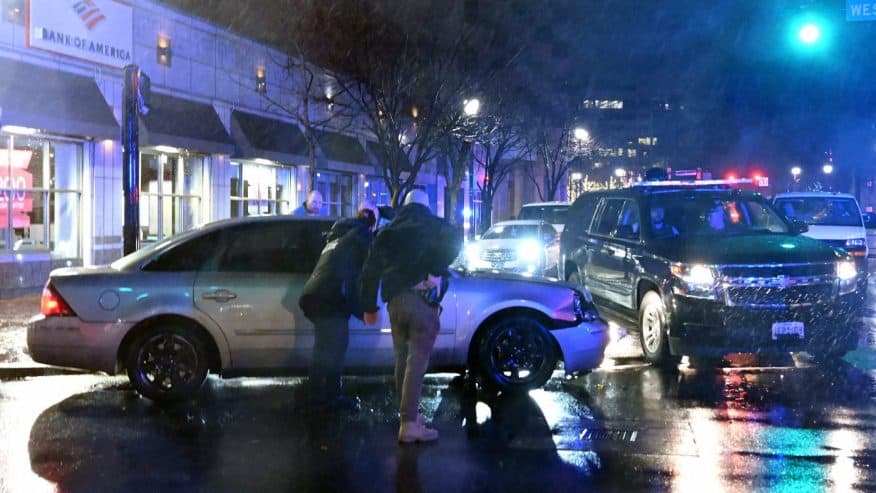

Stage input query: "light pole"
[{"left": 463, "top": 98, "right": 481, "bottom": 239}]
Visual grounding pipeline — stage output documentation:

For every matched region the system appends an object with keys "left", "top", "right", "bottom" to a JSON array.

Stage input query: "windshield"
[
  {"left": 648, "top": 194, "right": 789, "bottom": 238},
  {"left": 518, "top": 206, "right": 568, "bottom": 225},
  {"left": 774, "top": 197, "right": 863, "bottom": 227},
  {"left": 482, "top": 224, "right": 544, "bottom": 240}
]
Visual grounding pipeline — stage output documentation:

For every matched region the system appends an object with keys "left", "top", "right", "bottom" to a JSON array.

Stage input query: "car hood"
[
  {"left": 473, "top": 238, "right": 533, "bottom": 251},
  {"left": 802, "top": 225, "right": 866, "bottom": 241},
  {"left": 648, "top": 234, "right": 844, "bottom": 265},
  {"left": 454, "top": 269, "right": 575, "bottom": 290}
]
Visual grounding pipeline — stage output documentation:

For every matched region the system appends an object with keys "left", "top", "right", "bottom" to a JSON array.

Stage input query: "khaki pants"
[{"left": 388, "top": 290, "right": 441, "bottom": 422}]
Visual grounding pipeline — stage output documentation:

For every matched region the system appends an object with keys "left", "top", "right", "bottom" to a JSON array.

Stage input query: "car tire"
[
  {"left": 638, "top": 291, "right": 680, "bottom": 367},
  {"left": 125, "top": 324, "right": 210, "bottom": 402},
  {"left": 476, "top": 316, "right": 558, "bottom": 392}
]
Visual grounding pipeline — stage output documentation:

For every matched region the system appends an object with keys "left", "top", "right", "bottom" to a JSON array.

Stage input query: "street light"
[
  {"left": 463, "top": 98, "right": 481, "bottom": 116},
  {"left": 791, "top": 166, "right": 802, "bottom": 179},
  {"left": 822, "top": 164, "right": 834, "bottom": 174},
  {"left": 573, "top": 127, "right": 591, "bottom": 142},
  {"left": 614, "top": 168, "right": 627, "bottom": 178},
  {"left": 571, "top": 172, "right": 583, "bottom": 181}
]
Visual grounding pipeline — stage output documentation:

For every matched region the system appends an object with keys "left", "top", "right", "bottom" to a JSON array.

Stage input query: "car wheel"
[
  {"left": 476, "top": 316, "right": 558, "bottom": 392},
  {"left": 638, "top": 291, "right": 680, "bottom": 367},
  {"left": 125, "top": 325, "right": 210, "bottom": 402}
]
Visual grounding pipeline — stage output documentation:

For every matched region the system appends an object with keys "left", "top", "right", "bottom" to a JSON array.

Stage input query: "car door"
[
  {"left": 193, "top": 219, "right": 331, "bottom": 371},
  {"left": 584, "top": 198, "right": 625, "bottom": 300},
  {"left": 602, "top": 200, "right": 640, "bottom": 309}
]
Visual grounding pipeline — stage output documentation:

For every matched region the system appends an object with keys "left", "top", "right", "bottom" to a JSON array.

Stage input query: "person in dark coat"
[
  {"left": 298, "top": 201, "right": 379, "bottom": 410},
  {"left": 361, "top": 190, "right": 463, "bottom": 442}
]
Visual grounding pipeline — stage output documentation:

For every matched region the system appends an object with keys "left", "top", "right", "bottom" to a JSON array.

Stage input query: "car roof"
[
  {"left": 491, "top": 219, "right": 549, "bottom": 227},
  {"left": 774, "top": 192, "right": 858, "bottom": 200},
  {"left": 521, "top": 201, "right": 570, "bottom": 207}
]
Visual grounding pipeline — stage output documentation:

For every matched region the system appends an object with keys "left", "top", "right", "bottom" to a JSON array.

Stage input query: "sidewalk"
[{"left": 0, "top": 295, "right": 84, "bottom": 377}]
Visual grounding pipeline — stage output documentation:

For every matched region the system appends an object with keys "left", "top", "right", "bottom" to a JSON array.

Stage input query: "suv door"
[
  {"left": 584, "top": 198, "right": 625, "bottom": 300},
  {"left": 193, "top": 220, "right": 331, "bottom": 370}
]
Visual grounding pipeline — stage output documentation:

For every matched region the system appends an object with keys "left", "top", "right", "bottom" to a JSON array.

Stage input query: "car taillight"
[{"left": 41, "top": 282, "right": 75, "bottom": 317}]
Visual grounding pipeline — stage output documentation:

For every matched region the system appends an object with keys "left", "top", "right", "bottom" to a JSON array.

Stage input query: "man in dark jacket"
[
  {"left": 361, "top": 190, "right": 463, "bottom": 443},
  {"left": 299, "top": 202, "right": 379, "bottom": 410}
]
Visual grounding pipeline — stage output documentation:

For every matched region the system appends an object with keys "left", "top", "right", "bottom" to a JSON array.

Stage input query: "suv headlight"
[
  {"left": 670, "top": 262, "right": 719, "bottom": 299},
  {"left": 837, "top": 259, "right": 858, "bottom": 295}
]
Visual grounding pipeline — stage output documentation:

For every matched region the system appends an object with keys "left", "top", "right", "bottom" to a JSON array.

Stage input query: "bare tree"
[
  {"left": 524, "top": 117, "right": 594, "bottom": 201},
  {"left": 474, "top": 122, "right": 530, "bottom": 232}
]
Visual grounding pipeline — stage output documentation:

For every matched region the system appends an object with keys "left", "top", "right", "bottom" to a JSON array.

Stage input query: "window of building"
[
  {"left": 583, "top": 99, "right": 624, "bottom": 110},
  {"left": 0, "top": 134, "right": 81, "bottom": 258},
  {"left": 315, "top": 171, "right": 354, "bottom": 217},
  {"left": 364, "top": 176, "right": 392, "bottom": 206},
  {"left": 230, "top": 160, "right": 296, "bottom": 218},
  {"left": 140, "top": 151, "right": 206, "bottom": 243},
  {"left": 637, "top": 137, "right": 658, "bottom": 146}
]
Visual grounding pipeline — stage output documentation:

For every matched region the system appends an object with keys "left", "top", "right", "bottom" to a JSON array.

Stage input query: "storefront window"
[
  {"left": 0, "top": 135, "right": 81, "bottom": 258},
  {"left": 230, "top": 161, "right": 295, "bottom": 218},
  {"left": 315, "top": 171, "right": 354, "bottom": 217},
  {"left": 140, "top": 151, "right": 205, "bottom": 243}
]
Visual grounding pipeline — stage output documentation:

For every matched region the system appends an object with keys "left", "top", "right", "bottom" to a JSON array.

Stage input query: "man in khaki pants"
[{"left": 361, "top": 189, "right": 462, "bottom": 443}]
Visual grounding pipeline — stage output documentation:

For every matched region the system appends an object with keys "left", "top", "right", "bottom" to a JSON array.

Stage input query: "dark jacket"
[
  {"left": 360, "top": 203, "right": 463, "bottom": 312},
  {"left": 298, "top": 218, "right": 373, "bottom": 320}
]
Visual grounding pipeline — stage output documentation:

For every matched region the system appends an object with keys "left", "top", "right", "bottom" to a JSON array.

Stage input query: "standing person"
[
  {"left": 293, "top": 190, "right": 324, "bottom": 216},
  {"left": 298, "top": 201, "right": 379, "bottom": 410},
  {"left": 361, "top": 189, "right": 463, "bottom": 443}
]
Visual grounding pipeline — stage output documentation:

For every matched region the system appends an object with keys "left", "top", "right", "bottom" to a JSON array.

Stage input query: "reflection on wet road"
[{"left": 1, "top": 354, "right": 875, "bottom": 493}]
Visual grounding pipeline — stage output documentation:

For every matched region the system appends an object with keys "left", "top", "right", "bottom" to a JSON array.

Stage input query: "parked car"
[
  {"left": 774, "top": 192, "right": 868, "bottom": 289},
  {"left": 559, "top": 181, "right": 861, "bottom": 365},
  {"left": 517, "top": 202, "right": 570, "bottom": 233},
  {"left": 462, "top": 220, "right": 560, "bottom": 277},
  {"left": 28, "top": 215, "right": 608, "bottom": 402},
  {"left": 863, "top": 212, "right": 876, "bottom": 258}
]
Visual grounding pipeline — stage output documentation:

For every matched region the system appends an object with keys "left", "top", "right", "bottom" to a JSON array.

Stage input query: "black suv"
[{"left": 559, "top": 182, "right": 862, "bottom": 365}]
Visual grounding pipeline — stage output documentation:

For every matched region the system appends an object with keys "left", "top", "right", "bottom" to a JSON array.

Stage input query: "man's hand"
[{"left": 363, "top": 312, "right": 379, "bottom": 326}]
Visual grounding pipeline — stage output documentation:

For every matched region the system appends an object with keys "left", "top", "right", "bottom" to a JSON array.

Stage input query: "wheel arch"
[
  {"left": 117, "top": 314, "right": 223, "bottom": 374},
  {"left": 466, "top": 307, "right": 562, "bottom": 367}
]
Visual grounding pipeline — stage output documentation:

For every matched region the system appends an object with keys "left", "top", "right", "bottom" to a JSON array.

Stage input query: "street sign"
[{"left": 847, "top": 1, "right": 876, "bottom": 21}]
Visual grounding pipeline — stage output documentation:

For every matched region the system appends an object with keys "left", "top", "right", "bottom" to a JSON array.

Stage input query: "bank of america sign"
[{"left": 27, "top": 0, "right": 133, "bottom": 68}]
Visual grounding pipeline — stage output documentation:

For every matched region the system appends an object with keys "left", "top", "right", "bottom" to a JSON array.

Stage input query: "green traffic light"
[
  {"left": 788, "top": 12, "right": 832, "bottom": 55},
  {"left": 798, "top": 23, "right": 821, "bottom": 44}
]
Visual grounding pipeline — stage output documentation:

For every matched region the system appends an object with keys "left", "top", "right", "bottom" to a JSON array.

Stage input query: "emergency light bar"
[{"left": 635, "top": 178, "right": 754, "bottom": 188}]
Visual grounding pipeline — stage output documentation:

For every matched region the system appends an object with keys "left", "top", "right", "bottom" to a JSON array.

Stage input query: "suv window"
[
  {"left": 592, "top": 199, "right": 625, "bottom": 236},
  {"left": 217, "top": 221, "right": 327, "bottom": 273},
  {"left": 615, "top": 200, "right": 640, "bottom": 240},
  {"left": 142, "top": 231, "right": 224, "bottom": 272},
  {"left": 774, "top": 197, "right": 863, "bottom": 227},
  {"left": 649, "top": 193, "right": 789, "bottom": 238}
]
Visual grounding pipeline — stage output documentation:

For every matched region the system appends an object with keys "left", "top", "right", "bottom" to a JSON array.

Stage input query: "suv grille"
[
  {"left": 481, "top": 249, "right": 516, "bottom": 262},
  {"left": 720, "top": 262, "right": 836, "bottom": 308}
]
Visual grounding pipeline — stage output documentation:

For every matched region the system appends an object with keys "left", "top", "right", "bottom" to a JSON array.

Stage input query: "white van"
[{"left": 773, "top": 192, "right": 868, "bottom": 282}]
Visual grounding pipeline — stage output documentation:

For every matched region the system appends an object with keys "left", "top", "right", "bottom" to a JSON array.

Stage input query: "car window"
[
  {"left": 774, "top": 197, "right": 863, "bottom": 227},
  {"left": 216, "top": 221, "right": 327, "bottom": 273},
  {"left": 519, "top": 205, "right": 568, "bottom": 224},
  {"left": 566, "top": 196, "right": 600, "bottom": 238},
  {"left": 615, "top": 200, "right": 640, "bottom": 240},
  {"left": 592, "top": 199, "right": 625, "bottom": 236},
  {"left": 141, "top": 230, "right": 224, "bottom": 272},
  {"left": 482, "top": 224, "right": 541, "bottom": 240}
]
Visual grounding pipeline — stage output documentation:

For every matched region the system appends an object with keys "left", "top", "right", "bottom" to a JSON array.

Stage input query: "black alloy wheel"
[
  {"left": 477, "top": 316, "right": 558, "bottom": 392},
  {"left": 125, "top": 325, "right": 210, "bottom": 402}
]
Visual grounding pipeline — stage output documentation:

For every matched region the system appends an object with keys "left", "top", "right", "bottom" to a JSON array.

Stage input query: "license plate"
[{"left": 771, "top": 321, "right": 804, "bottom": 340}]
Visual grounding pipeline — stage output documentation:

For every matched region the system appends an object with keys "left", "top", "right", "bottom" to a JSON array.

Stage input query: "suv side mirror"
[{"left": 790, "top": 220, "right": 809, "bottom": 234}]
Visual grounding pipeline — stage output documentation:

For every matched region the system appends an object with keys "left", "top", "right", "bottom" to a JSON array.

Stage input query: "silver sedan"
[{"left": 28, "top": 216, "right": 608, "bottom": 402}]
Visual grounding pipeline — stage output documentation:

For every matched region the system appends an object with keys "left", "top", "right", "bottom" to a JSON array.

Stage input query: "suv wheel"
[
  {"left": 125, "top": 324, "right": 210, "bottom": 402},
  {"left": 638, "top": 291, "right": 680, "bottom": 366},
  {"left": 476, "top": 316, "right": 558, "bottom": 392}
]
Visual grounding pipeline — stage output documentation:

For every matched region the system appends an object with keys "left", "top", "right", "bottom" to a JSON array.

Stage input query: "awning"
[
  {"left": 140, "top": 93, "right": 233, "bottom": 154},
  {"left": 0, "top": 58, "right": 118, "bottom": 140},
  {"left": 367, "top": 141, "right": 412, "bottom": 172},
  {"left": 231, "top": 110, "right": 309, "bottom": 163},
  {"left": 315, "top": 130, "right": 367, "bottom": 165}
]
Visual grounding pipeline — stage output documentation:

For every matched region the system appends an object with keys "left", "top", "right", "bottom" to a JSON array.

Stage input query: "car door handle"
[{"left": 202, "top": 289, "right": 238, "bottom": 302}]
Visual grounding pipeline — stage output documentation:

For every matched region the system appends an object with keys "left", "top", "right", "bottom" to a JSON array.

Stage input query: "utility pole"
[{"left": 121, "top": 65, "right": 150, "bottom": 255}]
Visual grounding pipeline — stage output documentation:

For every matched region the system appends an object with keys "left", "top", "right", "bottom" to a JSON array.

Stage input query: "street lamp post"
[{"left": 463, "top": 98, "right": 481, "bottom": 239}]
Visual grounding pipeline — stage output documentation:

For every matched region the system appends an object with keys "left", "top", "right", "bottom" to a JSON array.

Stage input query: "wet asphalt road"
[{"left": 1, "top": 355, "right": 875, "bottom": 493}]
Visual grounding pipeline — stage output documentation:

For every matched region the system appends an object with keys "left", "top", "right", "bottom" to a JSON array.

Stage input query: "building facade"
[{"left": 0, "top": 0, "right": 444, "bottom": 298}]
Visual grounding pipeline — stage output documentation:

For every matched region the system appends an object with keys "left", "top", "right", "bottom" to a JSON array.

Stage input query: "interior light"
[{"left": 152, "top": 145, "right": 180, "bottom": 154}]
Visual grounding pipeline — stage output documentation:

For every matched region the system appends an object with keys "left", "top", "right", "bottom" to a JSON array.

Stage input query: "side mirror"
[{"left": 790, "top": 220, "right": 809, "bottom": 234}]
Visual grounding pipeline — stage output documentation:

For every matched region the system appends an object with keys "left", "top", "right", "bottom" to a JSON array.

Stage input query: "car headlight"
[
  {"left": 837, "top": 259, "right": 858, "bottom": 295},
  {"left": 465, "top": 243, "right": 480, "bottom": 261},
  {"left": 517, "top": 239, "right": 543, "bottom": 263},
  {"left": 574, "top": 291, "right": 600, "bottom": 322},
  {"left": 670, "top": 262, "right": 718, "bottom": 299}
]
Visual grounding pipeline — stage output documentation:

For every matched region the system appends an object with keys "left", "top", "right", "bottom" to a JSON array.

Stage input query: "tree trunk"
[{"left": 479, "top": 189, "right": 494, "bottom": 233}]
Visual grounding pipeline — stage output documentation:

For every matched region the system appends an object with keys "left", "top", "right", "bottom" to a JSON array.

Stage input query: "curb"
[{"left": 0, "top": 363, "right": 89, "bottom": 379}]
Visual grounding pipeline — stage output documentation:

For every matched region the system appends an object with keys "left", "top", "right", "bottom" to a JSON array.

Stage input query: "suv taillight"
[{"left": 41, "top": 282, "right": 75, "bottom": 317}]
